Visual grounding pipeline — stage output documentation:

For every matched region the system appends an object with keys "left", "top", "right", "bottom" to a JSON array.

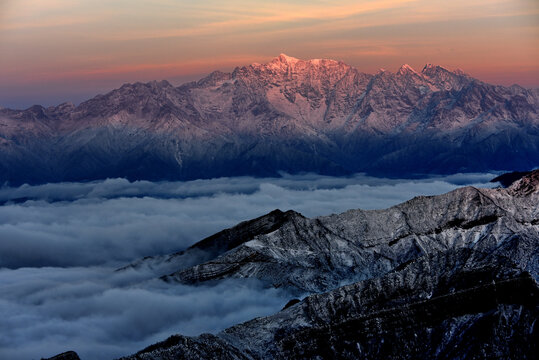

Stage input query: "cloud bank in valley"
[
  {"left": 0, "top": 266, "right": 289, "bottom": 360},
  {"left": 0, "top": 173, "right": 499, "bottom": 359},
  {"left": 0, "top": 173, "right": 498, "bottom": 268}
]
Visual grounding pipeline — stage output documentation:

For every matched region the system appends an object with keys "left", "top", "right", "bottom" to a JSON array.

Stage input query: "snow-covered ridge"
[
  {"left": 0, "top": 54, "right": 538, "bottom": 185},
  {"left": 115, "top": 170, "right": 539, "bottom": 360},
  {"left": 123, "top": 170, "right": 537, "bottom": 294}
]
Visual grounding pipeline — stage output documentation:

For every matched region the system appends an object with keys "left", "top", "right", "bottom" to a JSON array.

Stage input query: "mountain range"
[
  {"left": 2, "top": 54, "right": 538, "bottom": 185},
  {"left": 41, "top": 171, "right": 539, "bottom": 359},
  {"left": 103, "top": 170, "right": 537, "bottom": 359}
]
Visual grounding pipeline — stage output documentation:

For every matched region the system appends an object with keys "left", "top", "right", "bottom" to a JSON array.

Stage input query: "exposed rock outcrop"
[{"left": 129, "top": 171, "right": 539, "bottom": 295}]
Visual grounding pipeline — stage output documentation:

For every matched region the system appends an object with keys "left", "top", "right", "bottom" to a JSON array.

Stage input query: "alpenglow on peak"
[
  {"left": 397, "top": 64, "right": 417, "bottom": 75},
  {"left": 276, "top": 53, "right": 300, "bottom": 64}
]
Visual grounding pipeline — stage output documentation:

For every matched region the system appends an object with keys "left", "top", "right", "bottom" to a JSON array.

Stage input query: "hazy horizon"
[
  {"left": 1, "top": 0, "right": 538, "bottom": 109},
  {"left": 2, "top": 56, "right": 539, "bottom": 110}
]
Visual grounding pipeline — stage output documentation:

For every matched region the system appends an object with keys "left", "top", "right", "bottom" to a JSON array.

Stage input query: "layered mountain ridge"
[
  {"left": 124, "top": 170, "right": 539, "bottom": 294},
  {"left": 113, "top": 170, "right": 539, "bottom": 360},
  {"left": 1, "top": 55, "right": 538, "bottom": 184}
]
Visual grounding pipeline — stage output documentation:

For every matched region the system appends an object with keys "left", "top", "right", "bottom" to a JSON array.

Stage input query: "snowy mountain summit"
[{"left": 1, "top": 54, "right": 538, "bottom": 184}]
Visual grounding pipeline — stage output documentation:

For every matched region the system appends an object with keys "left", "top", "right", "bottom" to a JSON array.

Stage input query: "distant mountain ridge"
[{"left": 1, "top": 54, "right": 538, "bottom": 184}]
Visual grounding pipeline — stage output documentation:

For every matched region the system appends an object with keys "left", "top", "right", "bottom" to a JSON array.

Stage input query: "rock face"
[
  {"left": 119, "top": 171, "right": 539, "bottom": 360},
  {"left": 124, "top": 255, "right": 537, "bottom": 360},
  {"left": 127, "top": 171, "right": 539, "bottom": 295},
  {"left": 1, "top": 55, "right": 538, "bottom": 184},
  {"left": 490, "top": 171, "right": 532, "bottom": 187},
  {"left": 117, "top": 209, "right": 301, "bottom": 279}
]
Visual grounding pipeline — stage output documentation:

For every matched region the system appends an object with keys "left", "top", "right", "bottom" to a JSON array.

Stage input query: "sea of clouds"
[{"left": 0, "top": 173, "right": 499, "bottom": 359}]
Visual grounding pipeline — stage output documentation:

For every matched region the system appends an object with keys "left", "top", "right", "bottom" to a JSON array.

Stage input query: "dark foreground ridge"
[
  {"left": 123, "top": 263, "right": 538, "bottom": 360},
  {"left": 491, "top": 170, "right": 533, "bottom": 187},
  {"left": 44, "top": 171, "right": 539, "bottom": 359},
  {"left": 42, "top": 351, "right": 81, "bottom": 360},
  {"left": 112, "top": 171, "right": 539, "bottom": 360}
]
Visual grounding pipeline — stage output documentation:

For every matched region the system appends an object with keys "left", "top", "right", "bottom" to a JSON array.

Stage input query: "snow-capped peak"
[
  {"left": 397, "top": 64, "right": 417, "bottom": 75},
  {"left": 421, "top": 63, "right": 470, "bottom": 79},
  {"left": 276, "top": 53, "right": 300, "bottom": 64},
  {"left": 421, "top": 63, "right": 452, "bottom": 74}
]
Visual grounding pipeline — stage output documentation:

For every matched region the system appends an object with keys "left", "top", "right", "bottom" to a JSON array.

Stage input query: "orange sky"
[{"left": 1, "top": 0, "right": 538, "bottom": 108}]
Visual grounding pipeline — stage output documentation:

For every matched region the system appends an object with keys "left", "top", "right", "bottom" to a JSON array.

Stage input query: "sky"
[
  {"left": 0, "top": 0, "right": 538, "bottom": 109},
  {"left": 0, "top": 173, "right": 498, "bottom": 359}
]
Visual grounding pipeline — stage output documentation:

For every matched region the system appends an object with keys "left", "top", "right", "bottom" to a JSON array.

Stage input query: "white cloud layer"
[
  {"left": 0, "top": 173, "right": 497, "bottom": 268},
  {"left": 0, "top": 173, "right": 499, "bottom": 359},
  {"left": 0, "top": 266, "right": 289, "bottom": 360}
]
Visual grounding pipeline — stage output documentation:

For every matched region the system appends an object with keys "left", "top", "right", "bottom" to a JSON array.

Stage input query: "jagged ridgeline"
[
  {"left": 1, "top": 54, "right": 538, "bottom": 185},
  {"left": 99, "top": 171, "right": 538, "bottom": 360}
]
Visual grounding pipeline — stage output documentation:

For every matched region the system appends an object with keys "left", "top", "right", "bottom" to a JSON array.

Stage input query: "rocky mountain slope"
[
  {"left": 123, "top": 253, "right": 537, "bottom": 360},
  {"left": 116, "top": 171, "right": 539, "bottom": 359},
  {"left": 2, "top": 55, "right": 538, "bottom": 184},
  {"left": 124, "top": 170, "right": 539, "bottom": 295}
]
